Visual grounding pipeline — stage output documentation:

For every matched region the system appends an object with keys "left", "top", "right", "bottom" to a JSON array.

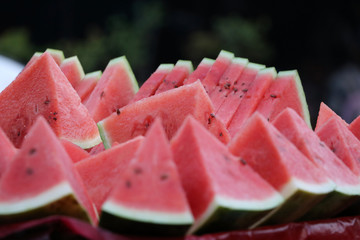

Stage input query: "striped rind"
[
  {"left": 102, "top": 200, "right": 194, "bottom": 225},
  {"left": 0, "top": 182, "right": 73, "bottom": 215}
]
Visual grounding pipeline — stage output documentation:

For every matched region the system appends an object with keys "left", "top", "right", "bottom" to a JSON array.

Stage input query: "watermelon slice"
[
  {"left": 60, "top": 139, "right": 90, "bottom": 164},
  {"left": 201, "top": 50, "right": 234, "bottom": 94},
  {"left": 76, "top": 136, "right": 144, "bottom": 212},
  {"left": 84, "top": 56, "right": 139, "bottom": 122},
  {"left": 316, "top": 116, "right": 360, "bottom": 177},
  {"left": 130, "top": 64, "right": 174, "bottom": 103},
  {"left": 227, "top": 67, "right": 276, "bottom": 136},
  {"left": 0, "top": 116, "right": 97, "bottom": 225},
  {"left": 98, "top": 80, "right": 230, "bottom": 148},
  {"left": 75, "top": 70, "right": 102, "bottom": 103},
  {"left": 183, "top": 58, "right": 214, "bottom": 85},
  {"left": 25, "top": 48, "right": 65, "bottom": 68},
  {"left": 349, "top": 115, "right": 360, "bottom": 141},
  {"left": 154, "top": 60, "right": 193, "bottom": 94},
  {"left": 272, "top": 108, "right": 360, "bottom": 220},
  {"left": 215, "top": 62, "right": 266, "bottom": 127},
  {"left": 315, "top": 102, "right": 348, "bottom": 131},
  {"left": 209, "top": 57, "right": 249, "bottom": 113},
  {"left": 59, "top": 56, "right": 85, "bottom": 88},
  {"left": 228, "top": 112, "right": 335, "bottom": 226},
  {"left": 256, "top": 70, "right": 311, "bottom": 128},
  {"left": 0, "top": 52, "right": 101, "bottom": 149},
  {"left": 171, "top": 116, "right": 283, "bottom": 235},
  {"left": 100, "top": 118, "right": 193, "bottom": 237},
  {"left": 0, "top": 128, "right": 17, "bottom": 179}
]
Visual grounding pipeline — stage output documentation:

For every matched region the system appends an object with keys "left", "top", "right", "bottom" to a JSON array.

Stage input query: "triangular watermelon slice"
[
  {"left": 228, "top": 112, "right": 335, "bottom": 226},
  {"left": 183, "top": 58, "right": 214, "bottom": 85},
  {"left": 0, "top": 116, "right": 97, "bottom": 225},
  {"left": 0, "top": 52, "right": 101, "bottom": 149},
  {"left": 201, "top": 50, "right": 234, "bottom": 94},
  {"left": 59, "top": 56, "right": 85, "bottom": 88},
  {"left": 0, "top": 128, "right": 17, "bottom": 179},
  {"left": 227, "top": 67, "right": 276, "bottom": 136},
  {"left": 209, "top": 57, "right": 249, "bottom": 113},
  {"left": 130, "top": 63, "right": 174, "bottom": 103},
  {"left": 272, "top": 108, "right": 360, "bottom": 220},
  {"left": 171, "top": 116, "right": 283, "bottom": 235},
  {"left": 214, "top": 62, "right": 265, "bottom": 127},
  {"left": 154, "top": 60, "right": 193, "bottom": 94},
  {"left": 316, "top": 116, "right": 360, "bottom": 177},
  {"left": 99, "top": 118, "right": 193, "bottom": 237},
  {"left": 85, "top": 56, "right": 139, "bottom": 122},
  {"left": 25, "top": 48, "right": 65, "bottom": 68},
  {"left": 98, "top": 80, "right": 230, "bottom": 148},
  {"left": 76, "top": 136, "right": 144, "bottom": 212},
  {"left": 315, "top": 102, "right": 348, "bottom": 131},
  {"left": 256, "top": 70, "right": 311, "bottom": 128}
]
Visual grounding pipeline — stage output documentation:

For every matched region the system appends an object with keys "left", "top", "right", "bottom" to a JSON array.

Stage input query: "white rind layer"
[
  {"left": 187, "top": 193, "right": 284, "bottom": 235},
  {"left": 336, "top": 181, "right": 360, "bottom": 196},
  {"left": 83, "top": 70, "right": 102, "bottom": 82},
  {"left": 0, "top": 182, "right": 73, "bottom": 215},
  {"left": 97, "top": 121, "right": 111, "bottom": 149},
  {"left": 156, "top": 63, "right": 174, "bottom": 71},
  {"left": 61, "top": 56, "right": 85, "bottom": 80},
  {"left": 66, "top": 133, "right": 102, "bottom": 150},
  {"left": 200, "top": 58, "right": 215, "bottom": 65},
  {"left": 280, "top": 177, "right": 336, "bottom": 199},
  {"left": 218, "top": 50, "right": 234, "bottom": 60},
  {"left": 175, "top": 60, "right": 194, "bottom": 72},
  {"left": 102, "top": 200, "right": 194, "bottom": 225}
]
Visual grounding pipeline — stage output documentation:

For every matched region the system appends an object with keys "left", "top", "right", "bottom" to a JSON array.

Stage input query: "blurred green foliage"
[{"left": 0, "top": 1, "right": 273, "bottom": 84}]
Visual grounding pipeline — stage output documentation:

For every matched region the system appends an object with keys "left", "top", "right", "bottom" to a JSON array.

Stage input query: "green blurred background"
[{"left": 1, "top": 0, "right": 360, "bottom": 125}]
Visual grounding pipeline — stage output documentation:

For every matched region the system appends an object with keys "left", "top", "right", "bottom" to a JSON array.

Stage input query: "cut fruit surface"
[
  {"left": 171, "top": 116, "right": 283, "bottom": 235},
  {"left": 100, "top": 118, "right": 193, "bottom": 237},
  {"left": 60, "top": 56, "right": 85, "bottom": 88},
  {"left": 183, "top": 58, "right": 214, "bottom": 85},
  {"left": 0, "top": 52, "right": 101, "bottom": 149},
  {"left": 98, "top": 81, "right": 230, "bottom": 148}
]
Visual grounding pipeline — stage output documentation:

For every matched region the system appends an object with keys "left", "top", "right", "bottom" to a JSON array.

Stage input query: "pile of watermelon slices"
[{"left": 2, "top": 48, "right": 360, "bottom": 238}]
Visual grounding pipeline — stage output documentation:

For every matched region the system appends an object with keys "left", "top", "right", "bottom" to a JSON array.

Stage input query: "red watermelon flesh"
[
  {"left": 0, "top": 52, "right": 101, "bottom": 149},
  {"left": 316, "top": 116, "right": 360, "bottom": 177},
  {"left": 97, "top": 80, "right": 230, "bottom": 148},
  {"left": 154, "top": 60, "right": 193, "bottom": 94},
  {"left": 349, "top": 115, "right": 360, "bottom": 141},
  {"left": 272, "top": 108, "right": 360, "bottom": 219},
  {"left": 0, "top": 116, "right": 97, "bottom": 225},
  {"left": 130, "top": 64, "right": 174, "bottom": 103},
  {"left": 88, "top": 142, "right": 106, "bottom": 155},
  {"left": 76, "top": 136, "right": 144, "bottom": 212},
  {"left": 215, "top": 63, "right": 265, "bottom": 128},
  {"left": 100, "top": 118, "right": 193, "bottom": 237},
  {"left": 209, "top": 57, "right": 249, "bottom": 112},
  {"left": 228, "top": 112, "right": 335, "bottom": 224},
  {"left": 227, "top": 67, "right": 276, "bottom": 137},
  {"left": 171, "top": 116, "right": 283, "bottom": 235},
  {"left": 60, "top": 56, "right": 85, "bottom": 88},
  {"left": 84, "top": 56, "right": 139, "bottom": 122},
  {"left": 201, "top": 50, "right": 234, "bottom": 94},
  {"left": 75, "top": 70, "right": 102, "bottom": 103},
  {"left": 25, "top": 48, "right": 64, "bottom": 68},
  {"left": 0, "top": 128, "right": 17, "bottom": 179},
  {"left": 60, "top": 139, "right": 90, "bottom": 164},
  {"left": 315, "top": 102, "right": 348, "bottom": 131},
  {"left": 183, "top": 58, "right": 214, "bottom": 85},
  {"left": 256, "top": 70, "right": 311, "bottom": 128}
]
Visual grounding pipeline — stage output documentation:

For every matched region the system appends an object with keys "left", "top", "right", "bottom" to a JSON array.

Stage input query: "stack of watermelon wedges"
[{"left": 2, "top": 48, "right": 360, "bottom": 238}]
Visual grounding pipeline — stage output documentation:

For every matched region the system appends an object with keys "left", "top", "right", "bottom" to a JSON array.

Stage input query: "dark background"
[{"left": 1, "top": 0, "right": 360, "bottom": 126}]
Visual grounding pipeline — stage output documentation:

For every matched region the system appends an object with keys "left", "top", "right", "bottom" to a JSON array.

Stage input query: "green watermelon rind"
[
  {"left": 99, "top": 200, "right": 193, "bottom": 237},
  {"left": 97, "top": 121, "right": 111, "bottom": 149},
  {"left": 218, "top": 50, "right": 235, "bottom": 60},
  {"left": 0, "top": 181, "right": 91, "bottom": 224},
  {"left": 252, "top": 177, "right": 335, "bottom": 227},
  {"left": 61, "top": 56, "right": 86, "bottom": 80},
  {"left": 82, "top": 70, "right": 102, "bottom": 81},
  {"left": 175, "top": 60, "right": 194, "bottom": 73},
  {"left": 199, "top": 57, "right": 215, "bottom": 66},
  {"left": 188, "top": 193, "right": 284, "bottom": 235},
  {"left": 108, "top": 56, "right": 139, "bottom": 93},
  {"left": 278, "top": 70, "right": 312, "bottom": 129},
  {"left": 298, "top": 190, "right": 360, "bottom": 221},
  {"left": 156, "top": 63, "right": 175, "bottom": 72}
]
